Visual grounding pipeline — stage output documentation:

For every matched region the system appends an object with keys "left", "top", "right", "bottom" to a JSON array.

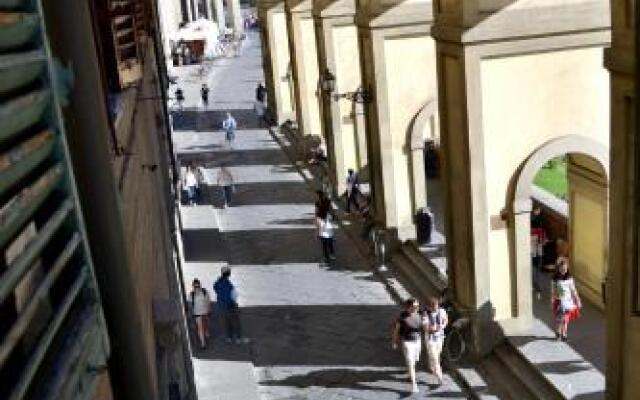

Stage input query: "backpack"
[{"left": 190, "top": 288, "right": 207, "bottom": 308}]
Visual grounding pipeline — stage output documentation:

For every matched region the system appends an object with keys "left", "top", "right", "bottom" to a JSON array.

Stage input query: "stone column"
[
  {"left": 313, "top": 0, "right": 362, "bottom": 195},
  {"left": 192, "top": 0, "right": 199, "bottom": 20},
  {"left": 214, "top": 0, "right": 225, "bottom": 30},
  {"left": 356, "top": 0, "right": 436, "bottom": 240},
  {"left": 567, "top": 155, "right": 608, "bottom": 309},
  {"left": 285, "top": 0, "right": 323, "bottom": 141},
  {"left": 229, "top": 0, "right": 243, "bottom": 36},
  {"left": 605, "top": 1, "right": 638, "bottom": 398},
  {"left": 184, "top": 0, "right": 193, "bottom": 22},
  {"left": 257, "top": 0, "right": 296, "bottom": 124},
  {"left": 410, "top": 145, "right": 427, "bottom": 212},
  {"left": 353, "top": 101, "right": 367, "bottom": 171},
  {"left": 433, "top": 0, "right": 610, "bottom": 356},
  {"left": 205, "top": 0, "right": 213, "bottom": 20}
]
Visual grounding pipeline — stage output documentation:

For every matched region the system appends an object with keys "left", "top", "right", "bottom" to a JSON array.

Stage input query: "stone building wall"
[{"left": 42, "top": 0, "right": 193, "bottom": 398}]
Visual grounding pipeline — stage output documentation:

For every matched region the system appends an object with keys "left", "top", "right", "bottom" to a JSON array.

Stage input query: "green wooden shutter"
[{"left": 0, "top": 1, "right": 111, "bottom": 399}]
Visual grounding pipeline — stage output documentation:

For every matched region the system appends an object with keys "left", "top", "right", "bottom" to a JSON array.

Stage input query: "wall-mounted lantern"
[{"left": 319, "top": 68, "right": 336, "bottom": 94}]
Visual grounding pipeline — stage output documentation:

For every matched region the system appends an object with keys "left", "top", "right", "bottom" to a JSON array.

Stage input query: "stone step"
[
  {"left": 476, "top": 353, "right": 539, "bottom": 400},
  {"left": 491, "top": 342, "right": 565, "bottom": 400},
  {"left": 453, "top": 365, "right": 504, "bottom": 400},
  {"left": 398, "top": 243, "right": 447, "bottom": 296},
  {"left": 389, "top": 251, "right": 440, "bottom": 303}
]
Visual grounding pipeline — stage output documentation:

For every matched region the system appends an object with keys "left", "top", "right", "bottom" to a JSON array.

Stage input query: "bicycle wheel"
[{"left": 444, "top": 328, "right": 466, "bottom": 363}]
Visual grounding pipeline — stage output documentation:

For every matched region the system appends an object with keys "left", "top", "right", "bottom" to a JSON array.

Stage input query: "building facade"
[{"left": 258, "top": 0, "right": 640, "bottom": 398}]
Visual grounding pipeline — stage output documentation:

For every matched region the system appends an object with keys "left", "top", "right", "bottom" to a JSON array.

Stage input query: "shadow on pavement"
[
  {"left": 193, "top": 181, "right": 313, "bottom": 207},
  {"left": 172, "top": 109, "right": 264, "bottom": 131},
  {"left": 179, "top": 148, "right": 290, "bottom": 167},
  {"left": 182, "top": 228, "right": 319, "bottom": 264}
]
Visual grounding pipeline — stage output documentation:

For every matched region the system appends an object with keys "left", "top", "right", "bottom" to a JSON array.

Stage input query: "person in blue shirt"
[
  {"left": 213, "top": 266, "right": 248, "bottom": 344},
  {"left": 222, "top": 113, "right": 237, "bottom": 148}
]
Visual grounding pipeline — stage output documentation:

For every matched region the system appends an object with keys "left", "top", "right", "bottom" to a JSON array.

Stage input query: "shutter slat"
[
  {"left": 0, "top": 13, "right": 39, "bottom": 51},
  {"left": 0, "top": 199, "right": 73, "bottom": 304},
  {"left": 0, "top": 89, "right": 50, "bottom": 144},
  {"left": 8, "top": 270, "right": 88, "bottom": 400},
  {"left": 0, "top": 164, "right": 64, "bottom": 250},
  {"left": 0, "top": 52, "right": 45, "bottom": 95},
  {"left": 0, "top": 130, "right": 55, "bottom": 195},
  {"left": 0, "top": 232, "right": 81, "bottom": 369}
]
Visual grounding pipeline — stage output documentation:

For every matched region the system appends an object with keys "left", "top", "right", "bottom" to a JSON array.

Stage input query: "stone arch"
[
  {"left": 508, "top": 134, "right": 609, "bottom": 319},
  {"left": 409, "top": 99, "right": 438, "bottom": 151},
  {"left": 407, "top": 99, "right": 438, "bottom": 217}
]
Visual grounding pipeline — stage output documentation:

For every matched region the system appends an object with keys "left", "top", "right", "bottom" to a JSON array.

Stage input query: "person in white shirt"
[
  {"left": 217, "top": 164, "right": 234, "bottom": 207},
  {"left": 189, "top": 279, "right": 211, "bottom": 349},
  {"left": 422, "top": 297, "right": 448, "bottom": 385},
  {"left": 551, "top": 257, "right": 582, "bottom": 341},
  {"left": 184, "top": 166, "right": 198, "bottom": 205},
  {"left": 316, "top": 211, "right": 336, "bottom": 263}
]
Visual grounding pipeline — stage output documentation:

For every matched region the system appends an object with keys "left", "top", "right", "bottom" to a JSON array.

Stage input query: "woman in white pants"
[
  {"left": 392, "top": 298, "right": 423, "bottom": 393},
  {"left": 423, "top": 297, "right": 448, "bottom": 385}
]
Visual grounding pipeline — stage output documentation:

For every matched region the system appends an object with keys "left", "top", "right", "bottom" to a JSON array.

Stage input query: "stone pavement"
[{"left": 172, "top": 31, "right": 471, "bottom": 399}]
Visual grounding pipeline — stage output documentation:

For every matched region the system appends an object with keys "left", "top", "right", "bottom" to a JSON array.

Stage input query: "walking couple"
[
  {"left": 392, "top": 297, "right": 448, "bottom": 394},
  {"left": 189, "top": 266, "right": 249, "bottom": 349}
]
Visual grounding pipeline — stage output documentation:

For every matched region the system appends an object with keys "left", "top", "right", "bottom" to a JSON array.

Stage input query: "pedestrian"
[
  {"left": 256, "top": 83, "right": 267, "bottom": 104},
  {"left": 201, "top": 83, "right": 210, "bottom": 108},
  {"left": 189, "top": 279, "right": 211, "bottom": 349},
  {"left": 217, "top": 164, "right": 234, "bottom": 207},
  {"left": 175, "top": 87, "right": 185, "bottom": 111},
  {"left": 195, "top": 164, "right": 206, "bottom": 203},
  {"left": 531, "top": 205, "right": 543, "bottom": 229},
  {"left": 184, "top": 45, "right": 191, "bottom": 64},
  {"left": 222, "top": 112, "right": 237, "bottom": 148},
  {"left": 531, "top": 225, "right": 546, "bottom": 299},
  {"left": 314, "top": 190, "right": 331, "bottom": 219},
  {"left": 551, "top": 257, "right": 582, "bottom": 341},
  {"left": 345, "top": 169, "right": 360, "bottom": 214},
  {"left": 422, "top": 297, "right": 448, "bottom": 386},
  {"left": 184, "top": 165, "right": 198, "bottom": 205},
  {"left": 392, "top": 298, "right": 423, "bottom": 394},
  {"left": 213, "top": 266, "right": 249, "bottom": 344},
  {"left": 316, "top": 211, "right": 336, "bottom": 264}
]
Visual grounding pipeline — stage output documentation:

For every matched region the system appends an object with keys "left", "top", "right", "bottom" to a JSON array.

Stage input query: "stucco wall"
[
  {"left": 332, "top": 24, "right": 361, "bottom": 188},
  {"left": 269, "top": 9, "right": 295, "bottom": 121},
  {"left": 295, "top": 16, "right": 322, "bottom": 137},
  {"left": 479, "top": 47, "right": 610, "bottom": 319},
  {"left": 380, "top": 35, "right": 437, "bottom": 237}
]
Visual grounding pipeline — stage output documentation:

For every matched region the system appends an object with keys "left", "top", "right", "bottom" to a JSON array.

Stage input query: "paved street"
[{"left": 172, "top": 32, "right": 469, "bottom": 399}]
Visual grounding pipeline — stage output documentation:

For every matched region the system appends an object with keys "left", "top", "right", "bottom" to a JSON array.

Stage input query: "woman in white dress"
[
  {"left": 551, "top": 257, "right": 582, "bottom": 341},
  {"left": 190, "top": 279, "right": 212, "bottom": 349}
]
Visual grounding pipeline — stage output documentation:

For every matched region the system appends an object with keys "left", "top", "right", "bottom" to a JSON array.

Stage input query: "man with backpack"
[
  {"left": 213, "top": 266, "right": 248, "bottom": 344},
  {"left": 422, "top": 297, "right": 448, "bottom": 386}
]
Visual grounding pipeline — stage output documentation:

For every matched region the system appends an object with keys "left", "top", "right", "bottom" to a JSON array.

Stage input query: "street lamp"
[
  {"left": 334, "top": 86, "right": 370, "bottom": 104},
  {"left": 319, "top": 68, "right": 336, "bottom": 94}
]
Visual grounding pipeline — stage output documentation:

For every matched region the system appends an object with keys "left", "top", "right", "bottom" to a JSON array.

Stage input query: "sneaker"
[
  {"left": 225, "top": 338, "right": 233, "bottom": 343},
  {"left": 235, "top": 337, "right": 250, "bottom": 344},
  {"left": 410, "top": 384, "right": 419, "bottom": 393}
]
